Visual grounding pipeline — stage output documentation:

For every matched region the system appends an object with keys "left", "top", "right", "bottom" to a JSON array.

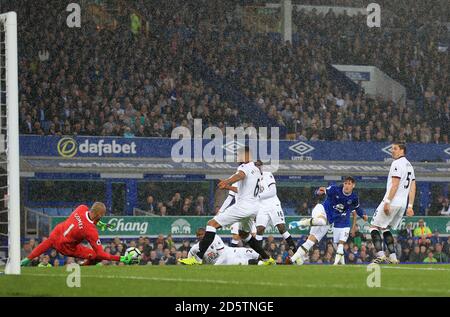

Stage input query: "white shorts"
[
  {"left": 230, "top": 222, "right": 256, "bottom": 235},
  {"left": 214, "top": 202, "right": 258, "bottom": 233},
  {"left": 309, "top": 204, "right": 330, "bottom": 242},
  {"left": 333, "top": 227, "right": 350, "bottom": 244},
  {"left": 256, "top": 204, "right": 285, "bottom": 228},
  {"left": 215, "top": 247, "right": 259, "bottom": 265},
  {"left": 371, "top": 201, "right": 405, "bottom": 230}
]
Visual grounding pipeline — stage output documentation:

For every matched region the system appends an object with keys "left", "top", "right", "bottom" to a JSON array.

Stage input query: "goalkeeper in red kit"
[{"left": 20, "top": 202, "right": 136, "bottom": 266}]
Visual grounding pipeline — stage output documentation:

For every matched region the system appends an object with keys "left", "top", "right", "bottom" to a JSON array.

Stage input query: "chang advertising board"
[{"left": 50, "top": 216, "right": 450, "bottom": 237}]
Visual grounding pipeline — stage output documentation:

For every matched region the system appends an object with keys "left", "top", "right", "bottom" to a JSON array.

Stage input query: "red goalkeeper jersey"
[{"left": 54, "top": 204, "right": 118, "bottom": 261}]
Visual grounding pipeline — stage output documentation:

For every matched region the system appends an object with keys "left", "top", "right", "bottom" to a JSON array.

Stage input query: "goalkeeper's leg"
[{"left": 22, "top": 238, "right": 54, "bottom": 265}]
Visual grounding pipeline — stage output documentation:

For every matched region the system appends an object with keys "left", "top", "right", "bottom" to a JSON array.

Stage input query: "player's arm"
[
  {"left": 351, "top": 211, "right": 358, "bottom": 237},
  {"left": 353, "top": 197, "right": 368, "bottom": 221},
  {"left": 218, "top": 171, "right": 245, "bottom": 189},
  {"left": 383, "top": 176, "right": 400, "bottom": 215},
  {"left": 224, "top": 185, "right": 238, "bottom": 193},
  {"left": 86, "top": 229, "right": 122, "bottom": 262},
  {"left": 406, "top": 179, "right": 416, "bottom": 217},
  {"left": 259, "top": 182, "right": 277, "bottom": 200}
]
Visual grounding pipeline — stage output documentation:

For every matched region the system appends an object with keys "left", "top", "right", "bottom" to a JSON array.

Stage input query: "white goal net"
[{"left": 0, "top": 11, "right": 20, "bottom": 275}]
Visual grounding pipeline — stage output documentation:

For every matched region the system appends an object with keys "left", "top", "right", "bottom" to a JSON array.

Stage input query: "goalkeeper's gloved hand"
[
  {"left": 288, "top": 221, "right": 301, "bottom": 230},
  {"left": 120, "top": 254, "right": 133, "bottom": 265},
  {"left": 120, "top": 253, "right": 140, "bottom": 265},
  {"left": 97, "top": 220, "right": 115, "bottom": 231}
]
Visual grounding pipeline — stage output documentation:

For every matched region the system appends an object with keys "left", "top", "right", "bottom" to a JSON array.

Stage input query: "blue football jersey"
[{"left": 321, "top": 185, "right": 364, "bottom": 228}]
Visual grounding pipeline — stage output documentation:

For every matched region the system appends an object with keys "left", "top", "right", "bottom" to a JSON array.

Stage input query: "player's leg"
[
  {"left": 231, "top": 247, "right": 260, "bottom": 265},
  {"left": 291, "top": 204, "right": 329, "bottom": 264},
  {"left": 230, "top": 223, "right": 241, "bottom": 247},
  {"left": 255, "top": 209, "right": 270, "bottom": 253},
  {"left": 370, "top": 202, "right": 391, "bottom": 263},
  {"left": 276, "top": 223, "right": 297, "bottom": 253},
  {"left": 271, "top": 207, "right": 297, "bottom": 253},
  {"left": 196, "top": 218, "right": 222, "bottom": 260},
  {"left": 383, "top": 206, "right": 403, "bottom": 264},
  {"left": 239, "top": 218, "right": 271, "bottom": 261},
  {"left": 21, "top": 237, "right": 55, "bottom": 266},
  {"left": 333, "top": 227, "right": 350, "bottom": 265},
  {"left": 291, "top": 204, "right": 328, "bottom": 228}
]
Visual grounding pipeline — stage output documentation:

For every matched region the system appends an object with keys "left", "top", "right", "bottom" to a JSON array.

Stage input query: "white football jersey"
[
  {"left": 188, "top": 235, "right": 226, "bottom": 264},
  {"left": 259, "top": 171, "right": 281, "bottom": 207},
  {"left": 384, "top": 156, "right": 415, "bottom": 207},
  {"left": 235, "top": 161, "right": 261, "bottom": 203}
]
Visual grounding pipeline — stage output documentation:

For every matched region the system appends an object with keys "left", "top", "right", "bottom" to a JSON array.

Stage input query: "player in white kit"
[
  {"left": 370, "top": 142, "right": 416, "bottom": 264},
  {"left": 217, "top": 181, "right": 256, "bottom": 247},
  {"left": 187, "top": 228, "right": 260, "bottom": 265},
  {"left": 254, "top": 160, "right": 298, "bottom": 254},
  {"left": 179, "top": 146, "right": 274, "bottom": 265}
]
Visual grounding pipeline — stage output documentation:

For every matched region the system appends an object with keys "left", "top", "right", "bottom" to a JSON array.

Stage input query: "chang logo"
[{"left": 57, "top": 137, "right": 78, "bottom": 158}]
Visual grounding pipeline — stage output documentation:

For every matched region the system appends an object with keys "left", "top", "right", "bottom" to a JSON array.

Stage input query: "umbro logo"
[
  {"left": 444, "top": 147, "right": 450, "bottom": 156},
  {"left": 382, "top": 145, "right": 392, "bottom": 155},
  {"left": 289, "top": 141, "right": 315, "bottom": 155},
  {"left": 222, "top": 140, "right": 245, "bottom": 154}
]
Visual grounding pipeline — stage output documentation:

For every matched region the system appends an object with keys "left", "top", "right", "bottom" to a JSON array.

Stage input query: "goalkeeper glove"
[
  {"left": 97, "top": 220, "right": 115, "bottom": 231},
  {"left": 120, "top": 253, "right": 139, "bottom": 265},
  {"left": 120, "top": 254, "right": 133, "bottom": 265}
]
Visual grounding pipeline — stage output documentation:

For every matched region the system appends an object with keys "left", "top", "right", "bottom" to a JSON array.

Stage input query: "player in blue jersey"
[{"left": 289, "top": 176, "right": 368, "bottom": 265}]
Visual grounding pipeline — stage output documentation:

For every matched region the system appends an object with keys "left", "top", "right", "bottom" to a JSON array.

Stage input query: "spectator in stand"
[
  {"left": 167, "top": 193, "right": 183, "bottom": 214},
  {"left": 409, "top": 245, "right": 424, "bottom": 263},
  {"left": 178, "top": 240, "right": 191, "bottom": 252},
  {"left": 398, "top": 222, "right": 415, "bottom": 240},
  {"left": 143, "top": 195, "right": 157, "bottom": 214},
  {"left": 433, "top": 243, "right": 448, "bottom": 263},
  {"left": 154, "top": 234, "right": 168, "bottom": 249},
  {"left": 413, "top": 219, "right": 432, "bottom": 245},
  {"left": 423, "top": 251, "right": 438, "bottom": 263},
  {"left": 439, "top": 198, "right": 450, "bottom": 215}
]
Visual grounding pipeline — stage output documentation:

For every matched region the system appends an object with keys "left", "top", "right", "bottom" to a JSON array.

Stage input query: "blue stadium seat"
[
  {"left": 43, "top": 208, "right": 59, "bottom": 216},
  {"left": 284, "top": 208, "right": 297, "bottom": 216}
]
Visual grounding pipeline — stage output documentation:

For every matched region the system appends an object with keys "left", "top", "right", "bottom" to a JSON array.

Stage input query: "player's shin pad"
[
  {"left": 383, "top": 230, "right": 395, "bottom": 254},
  {"left": 370, "top": 229, "right": 383, "bottom": 252}
]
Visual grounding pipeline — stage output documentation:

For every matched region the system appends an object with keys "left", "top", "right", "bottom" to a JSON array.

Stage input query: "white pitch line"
[
  {"left": 20, "top": 272, "right": 450, "bottom": 295},
  {"left": 382, "top": 266, "right": 450, "bottom": 272}
]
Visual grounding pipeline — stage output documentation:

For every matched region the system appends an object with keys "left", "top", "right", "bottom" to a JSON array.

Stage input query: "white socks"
[
  {"left": 334, "top": 244, "right": 344, "bottom": 265},
  {"left": 291, "top": 239, "right": 314, "bottom": 262},
  {"left": 303, "top": 239, "right": 315, "bottom": 251}
]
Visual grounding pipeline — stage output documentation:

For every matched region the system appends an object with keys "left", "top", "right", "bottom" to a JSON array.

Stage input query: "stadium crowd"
[
  {"left": 4, "top": 0, "right": 448, "bottom": 143},
  {"left": 139, "top": 193, "right": 209, "bottom": 216},
  {"left": 22, "top": 219, "right": 450, "bottom": 267}
]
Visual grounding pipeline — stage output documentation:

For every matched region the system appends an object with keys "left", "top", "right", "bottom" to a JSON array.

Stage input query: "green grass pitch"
[{"left": 1, "top": 264, "right": 450, "bottom": 297}]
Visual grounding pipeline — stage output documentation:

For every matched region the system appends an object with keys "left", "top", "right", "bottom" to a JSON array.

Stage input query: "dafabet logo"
[
  {"left": 57, "top": 137, "right": 137, "bottom": 158},
  {"left": 57, "top": 137, "right": 78, "bottom": 158}
]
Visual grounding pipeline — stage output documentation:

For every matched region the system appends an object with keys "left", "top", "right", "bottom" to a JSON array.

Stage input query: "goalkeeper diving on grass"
[{"left": 20, "top": 202, "right": 138, "bottom": 266}]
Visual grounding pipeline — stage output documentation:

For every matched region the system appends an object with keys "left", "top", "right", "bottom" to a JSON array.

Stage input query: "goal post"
[{"left": 0, "top": 11, "right": 20, "bottom": 275}]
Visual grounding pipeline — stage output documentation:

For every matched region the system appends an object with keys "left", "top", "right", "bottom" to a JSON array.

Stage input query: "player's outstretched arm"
[
  {"left": 96, "top": 220, "right": 116, "bottom": 231},
  {"left": 406, "top": 180, "right": 416, "bottom": 217},
  {"left": 218, "top": 171, "right": 245, "bottom": 189}
]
